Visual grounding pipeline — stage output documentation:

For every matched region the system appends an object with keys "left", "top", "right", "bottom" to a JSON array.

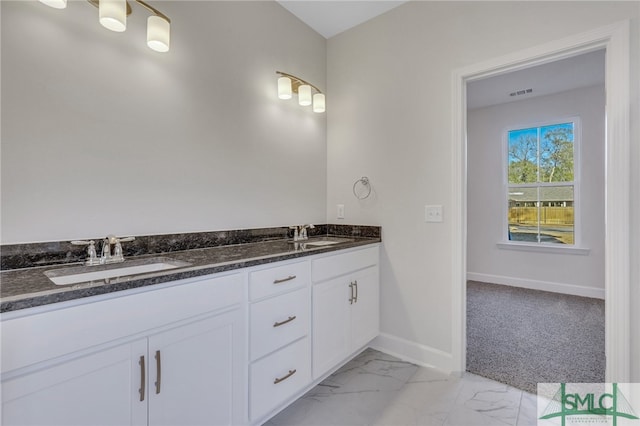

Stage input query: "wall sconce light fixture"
[
  {"left": 38, "top": 0, "right": 171, "bottom": 53},
  {"left": 276, "top": 71, "right": 325, "bottom": 113}
]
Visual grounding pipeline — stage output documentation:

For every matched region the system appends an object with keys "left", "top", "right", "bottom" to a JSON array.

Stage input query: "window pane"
[
  {"left": 507, "top": 186, "right": 574, "bottom": 244},
  {"left": 539, "top": 186, "right": 574, "bottom": 244},
  {"left": 508, "top": 127, "right": 538, "bottom": 184},
  {"left": 508, "top": 187, "right": 538, "bottom": 242},
  {"left": 539, "top": 123, "right": 574, "bottom": 183}
]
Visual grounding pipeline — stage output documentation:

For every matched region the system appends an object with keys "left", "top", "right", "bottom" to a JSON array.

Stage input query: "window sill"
[{"left": 496, "top": 242, "right": 590, "bottom": 255}]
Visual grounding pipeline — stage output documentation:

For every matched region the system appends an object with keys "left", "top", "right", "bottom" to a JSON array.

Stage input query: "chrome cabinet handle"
[
  {"left": 273, "top": 316, "right": 297, "bottom": 328},
  {"left": 349, "top": 282, "right": 354, "bottom": 304},
  {"left": 273, "top": 275, "right": 296, "bottom": 284},
  {"left": 139, "top": 356, "right": 146, "bottom": 402},
  {"left": 354, "top": 280, "right": 359, "bottom": 303},
  {"left": 274, "top": 369, "right": 297, "bottom": 384},
  {"left": 154, "top": 350, "right": 162, "bottom": 394}
]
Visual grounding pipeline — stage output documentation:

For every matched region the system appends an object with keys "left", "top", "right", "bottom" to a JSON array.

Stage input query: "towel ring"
[{"left": 353, "top": 177, "right": 372, "bottom": 200}]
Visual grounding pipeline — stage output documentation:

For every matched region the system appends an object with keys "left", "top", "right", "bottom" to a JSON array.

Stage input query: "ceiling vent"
[{"left": 509, "top": 88, "right": 533, "bottom": 97}]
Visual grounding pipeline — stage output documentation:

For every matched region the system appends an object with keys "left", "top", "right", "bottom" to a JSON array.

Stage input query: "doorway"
[
  {"left": 450, "top": 21, "right": 632, "bottom": 383},
  {"left": 463, "top": 50, "right": 606, "bottom": 392}
]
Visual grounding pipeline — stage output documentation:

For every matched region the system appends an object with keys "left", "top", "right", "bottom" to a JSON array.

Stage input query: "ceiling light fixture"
[
  {"left": 276, "top": 71, "right": 325, "bottom": 113},
  {"left": 38, "top": 0, "right": 171, "bottom": 53},
  {"left": 39, "top": 0, "right": 67, "bottom": 9},
  {"left": 99, "top": 0, "right": 127, "bottom": 32}
]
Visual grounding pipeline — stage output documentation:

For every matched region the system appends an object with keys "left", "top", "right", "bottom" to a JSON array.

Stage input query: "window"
[{"left": 506, "top": 120, "right": 578, "bottom": 245}]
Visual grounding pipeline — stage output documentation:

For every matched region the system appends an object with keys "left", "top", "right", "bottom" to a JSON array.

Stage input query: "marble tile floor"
[{"left": 265, "top": 348, "right": 538, "bottom": 426}]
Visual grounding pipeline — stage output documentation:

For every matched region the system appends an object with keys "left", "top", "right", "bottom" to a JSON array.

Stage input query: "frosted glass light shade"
[
  {"left": 313, "top": 93, "right": 325, "bottom": 113},
  {"left": 99, "top": 0, "right": 127, "bottom": 32},
  {"left": 39, "top": 0, "right": 67, "bottom": 9},
  {"left": 278, "top": 77, "right": 292, "bottom": 99},
  {"left": 298, "top": 84, "right": 312, "bottom": 106},
  {"left": 147, "top": 15, "right": 170, "bottom": 52}
]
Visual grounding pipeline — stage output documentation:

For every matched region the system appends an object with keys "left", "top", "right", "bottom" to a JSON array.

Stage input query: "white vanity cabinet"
[
  {"left": 248, "top": 261, "right": 312, "bottom": 422},
  {"left": 1, "top": 273, "right": 245, "bottom": 426},
  {"left": 311, "top": 246, "right": 380, "bottom": 380},
  {"left": 1, "top": 241, "right": 380, "bottom": 426}
]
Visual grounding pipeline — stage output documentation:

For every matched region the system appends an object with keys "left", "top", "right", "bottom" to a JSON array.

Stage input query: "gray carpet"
[{"left": 466, "top": 281, "right": 605, "bottom": 394}]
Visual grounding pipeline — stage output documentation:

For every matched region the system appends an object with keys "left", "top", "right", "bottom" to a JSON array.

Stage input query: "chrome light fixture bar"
[
  {"left": 38, "top": 0, "right": 171, "bottom": 53},
  {"left": 276, "top": 71, "right": 325, "bottom": 113}
]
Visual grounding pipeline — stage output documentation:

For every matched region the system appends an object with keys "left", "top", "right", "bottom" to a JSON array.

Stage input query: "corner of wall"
[{"left": 370, "top": 333, "right": 454, "bottom": 373}]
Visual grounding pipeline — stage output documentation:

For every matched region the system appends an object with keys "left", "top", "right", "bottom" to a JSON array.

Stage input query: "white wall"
[
  {"left": 0, "top": 1, "right": 326, "bottom": 243},
  {"left": 326, "top": 1, "right": 639, "bottom": 376},
  {"left": 467, "top": 85, "right": 605, "bottom": 298}
]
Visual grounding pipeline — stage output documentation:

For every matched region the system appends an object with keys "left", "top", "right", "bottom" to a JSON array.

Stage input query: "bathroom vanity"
[{"left": 0, "top": 226, "right": 380, "bottom": 425}]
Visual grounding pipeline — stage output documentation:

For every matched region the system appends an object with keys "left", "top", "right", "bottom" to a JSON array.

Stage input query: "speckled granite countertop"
[{"left": 1, "top": 234, "right": 380, "bottom": 313}]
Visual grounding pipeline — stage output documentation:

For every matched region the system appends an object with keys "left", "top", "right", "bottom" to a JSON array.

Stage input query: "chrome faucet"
[
  {"left": 72, "top": 234, "right": 135, "bottom": 265},
  {"left": 101, "top": 234, "right": 135, "bottom": 264},
  {"left": 290, "top": 224, "right": 315, "bottom": 241}
]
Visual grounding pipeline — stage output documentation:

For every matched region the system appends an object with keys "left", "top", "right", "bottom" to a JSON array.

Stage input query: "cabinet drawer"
[
  {"left": 250, "top": 288, "right": 310, "bottom": 361},
  {"left": 249, "top": 261, "right": 309, "bottom": 301},
  {"left": 250, "top": 337, "right": 311, "bottom": 421},
  {"left": 312, "top": 246, "right": 379, "bottom": 283}
]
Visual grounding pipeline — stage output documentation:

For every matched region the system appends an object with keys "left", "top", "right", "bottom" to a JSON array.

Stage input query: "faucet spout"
[
  {"left": 296, "top": 224, "right": 315, "bottom": 241},
  {"left": 101, "top": 237, "right": 113, "bottom": 261},
  {"left": 100, "top": 235, "right": 135, "bottom": 264}
]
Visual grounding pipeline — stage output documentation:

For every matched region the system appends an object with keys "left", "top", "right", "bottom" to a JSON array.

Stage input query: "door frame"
[{"left": 451, "top": 20, "right": 631, "bottom": 382}]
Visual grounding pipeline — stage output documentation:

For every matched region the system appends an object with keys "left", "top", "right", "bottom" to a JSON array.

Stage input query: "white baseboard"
[
  {"left": 369, "top": 332, "right": 454, "bottom": 374},
  {"left": 467, "top": 272, "right": 605, "bottom": 299}
]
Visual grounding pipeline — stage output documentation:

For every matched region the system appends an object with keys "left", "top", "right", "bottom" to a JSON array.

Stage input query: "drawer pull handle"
[
  {"left": 273, "top": 275, "right": 296, "bottom": 284},
  {"left": 354, "top": 280, "right": 359, "bottom": 303},
  {"left": 349, "top": 282, "right": 355, "bottom": 304},
  {"left": 273, "top": 316, "right": 297, "bottom": 328},
  {"left": 274, "top": 369, "right": 297, "bottom": 384},
  {"left": 139, "top": 355, "right": 146, "bottom": 402},
  {"left": 155, "top": 350, "right": 162, "bottom": 394}
]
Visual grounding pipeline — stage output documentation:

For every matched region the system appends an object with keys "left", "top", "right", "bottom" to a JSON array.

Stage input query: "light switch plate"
[
  {"left": 425, "top": 205, "right": 443, "bottom": 222},
  {"left": 337, "top": 204, "right": 345, "bottom": 219}
]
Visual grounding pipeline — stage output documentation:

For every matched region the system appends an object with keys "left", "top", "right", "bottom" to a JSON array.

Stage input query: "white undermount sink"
[
  {"left": 304, "top": 240, "right": 341, "bottom": 247},
  {"left": 45, "top": 257, "right": 191, "bottom": 286},
  {"left": 292, "top": 237, "right": 354, "bottom": 247}
]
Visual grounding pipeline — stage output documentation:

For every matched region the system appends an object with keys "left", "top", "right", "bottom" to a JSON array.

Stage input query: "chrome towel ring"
[{"left": 353, "top": 176, "right": 372, "bottom": 200}]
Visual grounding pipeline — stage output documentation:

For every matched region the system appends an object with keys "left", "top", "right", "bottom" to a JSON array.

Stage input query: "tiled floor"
[{"left": 265, "top": 348, "right": 538, "bottom": 426}]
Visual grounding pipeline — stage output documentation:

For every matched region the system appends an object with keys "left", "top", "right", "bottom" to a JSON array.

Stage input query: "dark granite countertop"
[{"left": 1, "top": 235, "right": 380, "bottom": 313}]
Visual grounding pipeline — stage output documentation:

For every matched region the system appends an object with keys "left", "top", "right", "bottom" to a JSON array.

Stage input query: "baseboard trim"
[
  {"left": 369, "top": 332, "right": 454, "bottom": 373},
  {"left": 467, "top": 272, "right": 605, "bottom": 299}
]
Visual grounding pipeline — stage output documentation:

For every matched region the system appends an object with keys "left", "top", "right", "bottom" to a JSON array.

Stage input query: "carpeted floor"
[{"left": 466, "top": 281, "right": 605, "bottom": 394}]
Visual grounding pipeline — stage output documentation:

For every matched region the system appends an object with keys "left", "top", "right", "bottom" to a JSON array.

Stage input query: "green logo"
[{"left": 539, "top": 383, "right": 639, "bottom": 426}]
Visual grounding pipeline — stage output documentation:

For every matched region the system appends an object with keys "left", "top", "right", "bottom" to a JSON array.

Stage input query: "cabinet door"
[
  {"left": 350, "top": 266, "right": 380, "bottom": 351},
  {"left": 1, "top": 340, "right": 147, "bottom": 426},
  {"left": 147, "top": 309, "right": 244, "bottom": 426},
  {"left": 312, "top": 276, "right": 350, "bottom": 380}
]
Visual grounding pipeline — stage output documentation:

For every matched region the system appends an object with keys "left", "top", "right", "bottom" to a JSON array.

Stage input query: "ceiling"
[
  {"left": 277, "top": 1, "right": 408, "bottom": 39},
  {"left": 467, "top": 49, "right": 606, "bottom": 110}
]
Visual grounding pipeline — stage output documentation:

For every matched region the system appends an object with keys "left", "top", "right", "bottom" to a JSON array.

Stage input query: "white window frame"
[{"left": 498, "top": 116, "right": 589, "bottom": 255}]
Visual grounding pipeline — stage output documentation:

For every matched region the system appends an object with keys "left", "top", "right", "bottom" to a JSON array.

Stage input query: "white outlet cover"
[
  {"left": 337, "top": 204, "right": 345, "bottom": 219},
  {"left": 425, "top": 205, "right": 443, "bottom": 222}
]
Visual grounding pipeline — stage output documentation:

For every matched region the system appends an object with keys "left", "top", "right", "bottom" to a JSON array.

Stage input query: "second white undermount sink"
[
  {"left": 291, "top": 237, "right": 354, "bottom": 247},
  {"left": 303, "top": 240, "right": 341, "bottom": 247},
  {"left": 45, "top": 257, "right": 191, "bottom": 286}
]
